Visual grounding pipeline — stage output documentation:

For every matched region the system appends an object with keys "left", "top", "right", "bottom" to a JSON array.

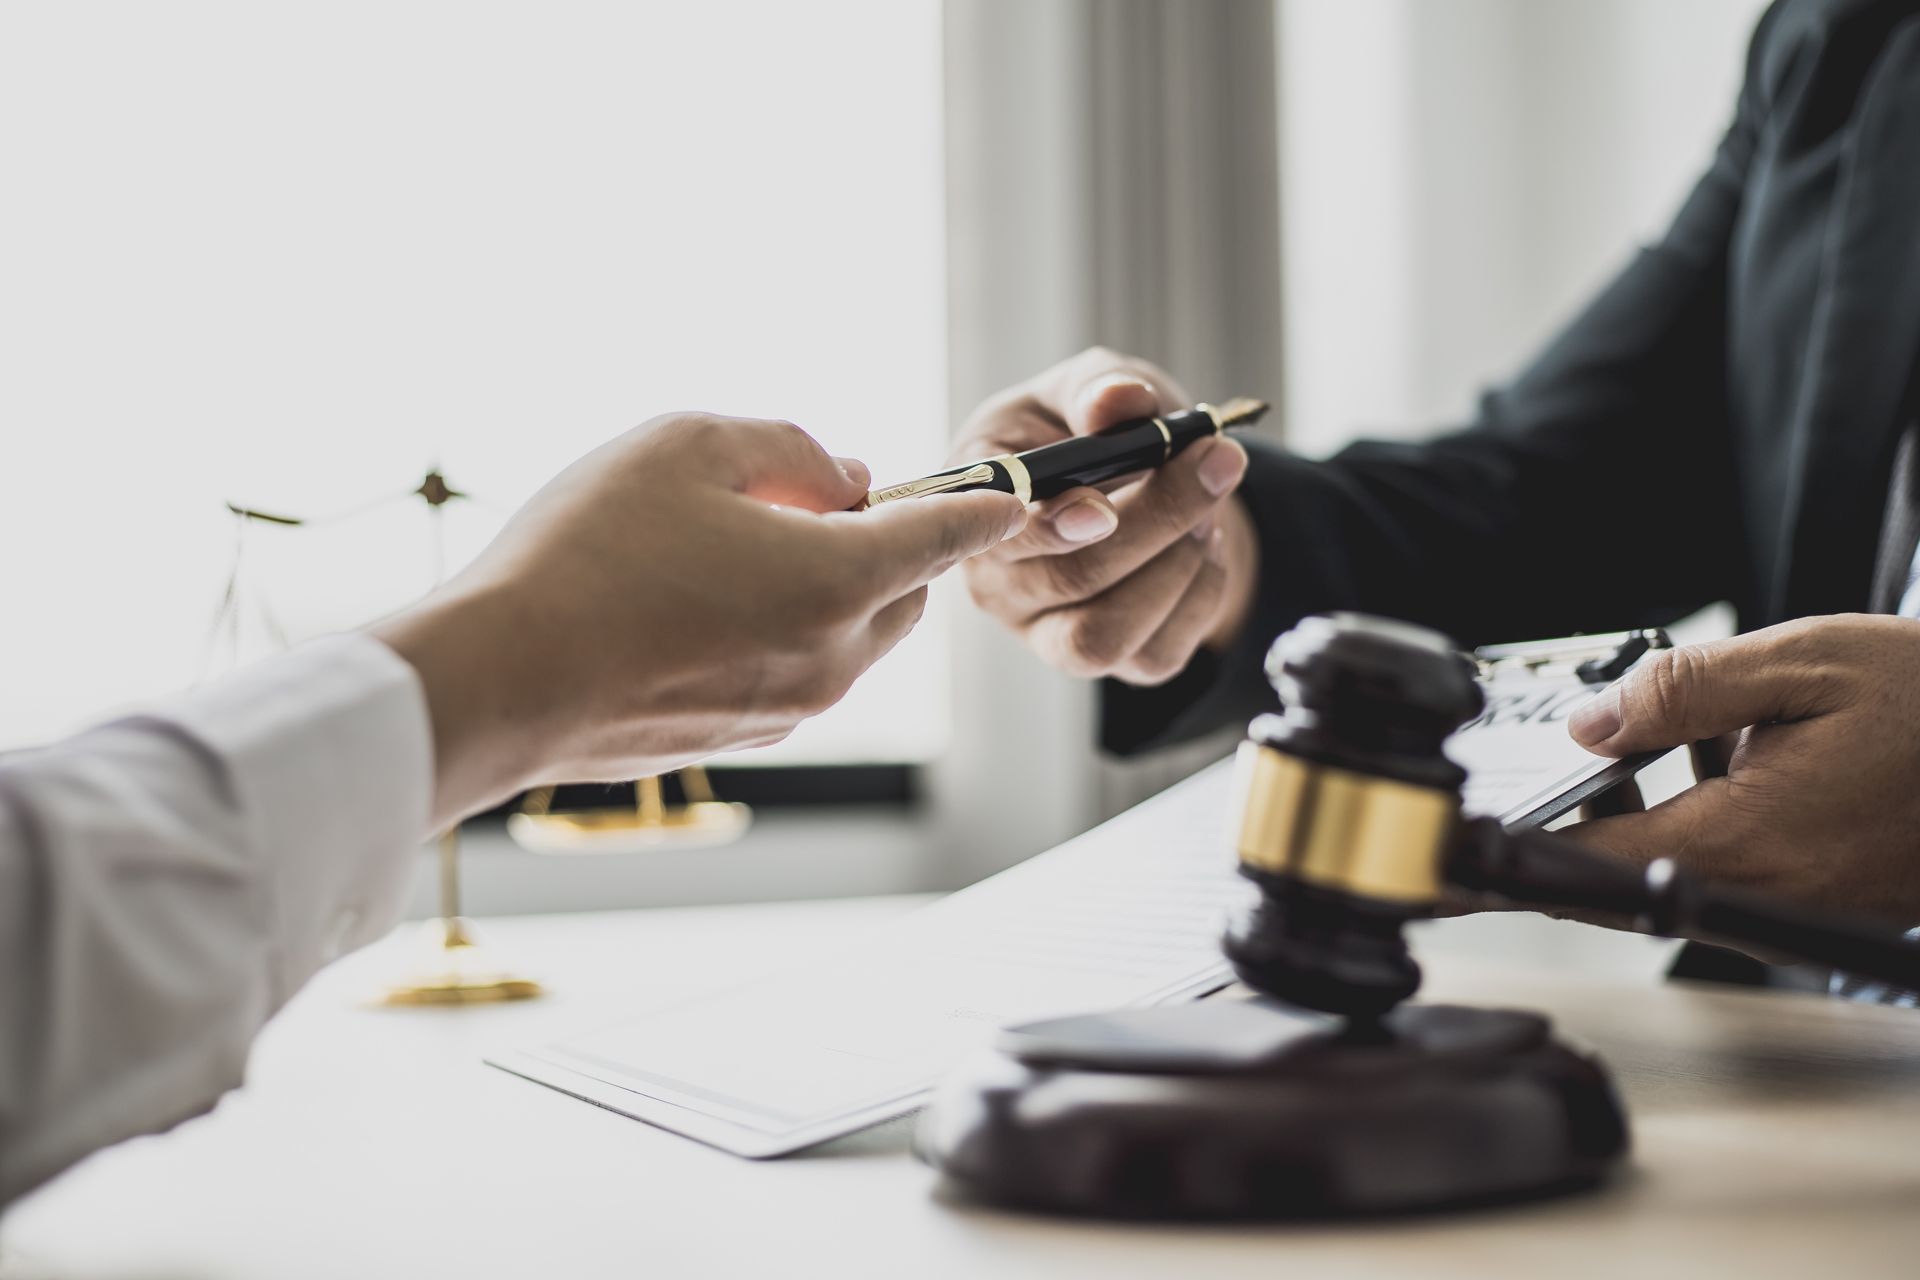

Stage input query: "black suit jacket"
[{"left": 1107, "top": 0, "right": 1920, "bottom": 755}]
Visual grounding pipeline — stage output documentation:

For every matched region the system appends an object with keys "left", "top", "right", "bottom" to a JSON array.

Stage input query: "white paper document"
[
  {"left": 490, "top": 768, "right": 1248, "bottom": 1157},
  {"left": 1454, "top": 673, "right": 1640, "bottom": 824},
  {"left": 493, "top": 662, "right": 1658, "bottom": 1158}
]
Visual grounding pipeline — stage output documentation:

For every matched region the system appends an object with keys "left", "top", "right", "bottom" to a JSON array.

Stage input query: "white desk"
[{"left": 7, "top": 896, "right": 1920, "bottom": 1279}]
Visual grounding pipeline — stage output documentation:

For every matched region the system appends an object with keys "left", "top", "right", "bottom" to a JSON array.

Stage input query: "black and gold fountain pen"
[{"left": 863, "top": 397, "right": 1269, "bottom": 507}]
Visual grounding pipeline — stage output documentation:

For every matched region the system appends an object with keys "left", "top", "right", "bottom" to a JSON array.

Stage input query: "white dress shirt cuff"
[{"left": 151, "top": 634, "right": 433, "bottom": 1001}]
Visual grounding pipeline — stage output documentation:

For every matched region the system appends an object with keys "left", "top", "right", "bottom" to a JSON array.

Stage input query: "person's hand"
[
  {"left": 952, "top": 347, "right": 1260, "bottom": 684},
  {"left": 1563, "top": 614, "right": 1920, "bottom": 928},
  {"left": 373, "top": 414, "right": 1026, "bottom": 827}
]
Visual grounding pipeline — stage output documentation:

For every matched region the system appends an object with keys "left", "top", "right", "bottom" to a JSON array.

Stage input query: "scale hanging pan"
[
  {"left": 508, "top": 767, "right": 752, "bottom": 855},
  {"left": 219, "top": 468, "right": 544, "bottom": 1005}
]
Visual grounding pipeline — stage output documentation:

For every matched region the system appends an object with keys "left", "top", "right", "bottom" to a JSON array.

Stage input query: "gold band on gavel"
[{"left": 1230, "top": 742, "right": 1458, "bottom": 905}]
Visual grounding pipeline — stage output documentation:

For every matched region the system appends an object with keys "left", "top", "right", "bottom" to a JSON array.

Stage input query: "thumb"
[
  {"left": 1568, "top": 628, "right": 1827, "bottom": 757},
  {"left": 1032, "top": 347, "right": 1188, "bottom": 437},
  {"left": 844, "top": 490, "right": 1029, "bottom": 596},
  {"left": 1067, "top": 372, "right": 1164, "bottom": 437},
  {"left": 700, "top": 416, "right": 868, "bottom": 513}
]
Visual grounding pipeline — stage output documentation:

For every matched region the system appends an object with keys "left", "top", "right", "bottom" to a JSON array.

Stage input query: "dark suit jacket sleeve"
[{"left": 1102, "top": 4, "right": 1787, "bottom": 757}]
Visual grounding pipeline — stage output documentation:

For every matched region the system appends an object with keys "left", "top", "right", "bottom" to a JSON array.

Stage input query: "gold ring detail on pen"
[
  {"left": 1229, "top": 741, "right": 1456, "bottom": 904},
  {"left": 992, "top": 453, "right": 1033, "bottom": 505},
  {"left": 1151, "top": 417, "right": 1173, "bottom": 462},
  {"left": 1196, "top": 403, "right": 1224, "bottom": 437}
]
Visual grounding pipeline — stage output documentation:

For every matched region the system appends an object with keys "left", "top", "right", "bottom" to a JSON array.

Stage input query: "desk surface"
[{"left": 7, "top": 896, "right": 1920, "bottom": 1280}]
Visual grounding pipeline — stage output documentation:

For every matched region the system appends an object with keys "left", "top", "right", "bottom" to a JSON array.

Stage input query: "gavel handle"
[{"left": 1446, "top": 817, "right": 1920, "bottom": 992}]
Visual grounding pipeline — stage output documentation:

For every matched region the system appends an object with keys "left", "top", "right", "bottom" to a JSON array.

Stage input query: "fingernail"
[
  {"left": 1190, "top": 511, "right": 1217, "bottom": 543},
  {"left": 1205, "top": 528, "right": 1225, "bottom": 563},
  {"left": 1569, "top": 688, "right": 1621, "bottom": 746},
  {"left": 1002, "top": 505, "right": 1030, "bottom": 541},
  {"left": 1053, "top": 500, "right": 1118, "bottom": 543},
  {"left": 836, "top": 457, "right": 871, "bottom": 487},
  {"left": 1197, "top": 439, "right": 1247, "bottom": 497}
]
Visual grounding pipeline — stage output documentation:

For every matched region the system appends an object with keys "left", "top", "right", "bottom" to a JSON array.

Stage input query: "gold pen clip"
[{"left": 865, "top": 462, "right": 998, "bottom": 507}]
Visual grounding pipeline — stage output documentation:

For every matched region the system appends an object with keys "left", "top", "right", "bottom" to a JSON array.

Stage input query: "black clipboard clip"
[
  {"left": 1472, "top": 628, "right": 1671, "bottom": 688},
  {"left": 1465, "top": 628, "right": 1674, "bottom": 828}
]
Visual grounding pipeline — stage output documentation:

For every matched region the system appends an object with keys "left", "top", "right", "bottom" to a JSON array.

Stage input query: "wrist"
[{"left": 370, "top": 583, "right": 559, "bottom": 828}]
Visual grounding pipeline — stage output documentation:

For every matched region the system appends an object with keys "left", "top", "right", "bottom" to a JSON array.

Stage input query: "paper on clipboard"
[
  {"left": 490, "top": 629, "right": 1675, "bottom": 1158},
  {"left": 1453, "top": 629, "right": 1676, "bottom": 828}
]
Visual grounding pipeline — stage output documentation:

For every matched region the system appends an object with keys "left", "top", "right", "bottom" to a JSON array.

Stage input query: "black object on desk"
[
  {"left": 920, "top": 999, "right": 1623, "bottom": 1220},
  {"left": 921, "top": 613, "right": 1920, "bottom": 1219}
]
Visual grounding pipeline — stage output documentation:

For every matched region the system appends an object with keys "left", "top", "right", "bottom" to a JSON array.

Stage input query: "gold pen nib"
[{"left": 1212, "top": 396, "right": 1270, "bottom": 429}]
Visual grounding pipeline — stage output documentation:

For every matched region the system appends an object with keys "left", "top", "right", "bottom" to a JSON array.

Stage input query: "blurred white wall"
[
  {"left": 0, "top": 1, "right": 954, "bottom": 764},
  {"left": 1278, "top": 0, "right": 1772, "bottom": 452}
]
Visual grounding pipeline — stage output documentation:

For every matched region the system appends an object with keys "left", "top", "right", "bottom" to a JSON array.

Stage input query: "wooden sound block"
[{"left": 919, "top": 999, "right": 1628, "bottom": 1220}]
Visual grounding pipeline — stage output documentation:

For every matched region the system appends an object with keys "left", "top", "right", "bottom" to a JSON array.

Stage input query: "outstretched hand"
[{"left": 375, "top": 413, "right": 1027, "bottom": 827}]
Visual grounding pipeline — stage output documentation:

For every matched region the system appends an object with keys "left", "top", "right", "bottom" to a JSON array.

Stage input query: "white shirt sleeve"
[{"left": 0, "top": 635, "right": 433, "bottom": 1205}]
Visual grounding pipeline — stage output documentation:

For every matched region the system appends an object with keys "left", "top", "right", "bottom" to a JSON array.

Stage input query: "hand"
[
  {"left": 953, "top": 347, "right": 1260, "bottom": 684},
  {"left": 1564, "top": 614, "right": 1920, "bottom": 928},
  {"left": 373, "top": 414, "right": 1027, "bottom": 827}
]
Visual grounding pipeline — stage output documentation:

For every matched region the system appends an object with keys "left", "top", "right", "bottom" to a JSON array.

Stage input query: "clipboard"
[{"left": 1453, "top": 628, "right": 1676, "bottom": 829}]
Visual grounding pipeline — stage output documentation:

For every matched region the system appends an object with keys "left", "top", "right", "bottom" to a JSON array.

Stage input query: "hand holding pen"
[{"left": 943, "top": 347, "right": 1265, "bottom": 688}]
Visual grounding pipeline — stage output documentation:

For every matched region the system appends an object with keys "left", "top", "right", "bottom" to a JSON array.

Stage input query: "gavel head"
[{"left": 1223, "top": 614, "right": 1484, "bottom": 1019}]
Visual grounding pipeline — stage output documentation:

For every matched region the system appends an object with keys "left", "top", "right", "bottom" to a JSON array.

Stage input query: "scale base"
[
  {"left": 920, "top": 1000, "right": 1628, "bottom": 1220},
  {"left": 376, "top": 917, "right": 544, "bottom": 1006},
  {"left": 506, "top": 801, "right": 752, "bottom": 855}
]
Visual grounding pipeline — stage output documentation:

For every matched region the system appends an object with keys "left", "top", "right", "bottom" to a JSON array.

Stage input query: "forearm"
[
  {"left": 0, "top": 638, "right": 429, "bottom": 1206},
  {"left": 1101, "top": 13, "right": 1770, "bottom": 758},
  {"left": 1103, "top": 401, "right": 1743, "bottom": 757}
]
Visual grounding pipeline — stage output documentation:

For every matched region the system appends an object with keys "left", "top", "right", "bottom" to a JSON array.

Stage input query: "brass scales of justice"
[{"left": 213, "top": 467, "right": 751, "bottom": 1005}]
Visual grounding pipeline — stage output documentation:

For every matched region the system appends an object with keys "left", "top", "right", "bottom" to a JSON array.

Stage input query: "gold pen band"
[
  {"left": 1151, "top": 417, "right": 1173, "bottom": 462},
  {"left": 1196, "top": 403, "right": 1224, "bottom": 437},
  {"left": 994, "top": 453, "right": 1032, "bottom": 505}
]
